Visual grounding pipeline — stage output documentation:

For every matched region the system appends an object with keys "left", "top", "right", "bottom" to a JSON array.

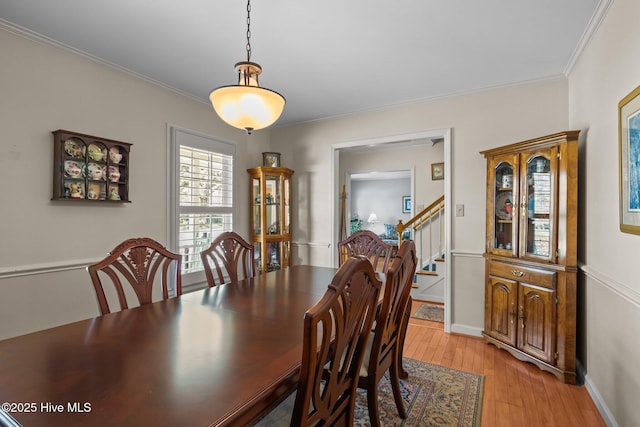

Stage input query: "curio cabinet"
[
  {"left": 480, "top": 130, "right": 579, "bottom": 383},
  {"left": 248, "top": 166, "right": 294, "bottom": 274}
]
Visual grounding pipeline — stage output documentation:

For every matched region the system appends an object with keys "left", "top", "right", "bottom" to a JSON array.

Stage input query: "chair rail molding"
[
  {"left": 449, "top": 249, "right": 484, "bottom": 258},
  {"left": 0, "top": 258, "right": 101, "bottom": 279},
  {"left": 292, "top": 241, "right": 331, "bottom": 248},
  {"left": 579, "top": 262, "right": 640, "bottom": 308}
]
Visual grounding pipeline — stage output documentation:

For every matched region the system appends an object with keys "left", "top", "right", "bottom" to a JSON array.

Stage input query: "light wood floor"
[{"left": 404, "top": 301, "right": 606, "bottom": 427}]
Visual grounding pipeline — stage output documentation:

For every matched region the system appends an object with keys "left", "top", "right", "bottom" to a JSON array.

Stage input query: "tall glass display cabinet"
[
  {"left": 248, "top": 166, "right": 294, "bottom": 274},
  {"left": 480, "top": 130, "right": 579, "bottom": 384}
]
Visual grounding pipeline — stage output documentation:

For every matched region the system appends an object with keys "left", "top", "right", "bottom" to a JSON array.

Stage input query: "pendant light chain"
[{"left": 245, "top": 0, "right": 252, "bottom": 62}]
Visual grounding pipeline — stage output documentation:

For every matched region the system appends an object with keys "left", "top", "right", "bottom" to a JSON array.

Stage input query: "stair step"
[
  {"left": 416, "top": 270, "right": 438, "bottom": 276},
  {"left": 435, "top": 257, "right": 445, "bottom": 262}
]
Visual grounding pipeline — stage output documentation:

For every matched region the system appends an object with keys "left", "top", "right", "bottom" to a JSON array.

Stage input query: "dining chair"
[
  {"left": 291, "top": 257, "right": 382, "bottom": 427},
  {"left": 87, "top": 237, "right": 182, "bottom": 315},
  {"left": 358, "top": 240, "right": 417, "bottom": 426},
  {"left": 337, "top": 229, "right": 394, "bottom": 273},
  {"left": 200, "top": 232, "right": 255, "bottom": 287}
]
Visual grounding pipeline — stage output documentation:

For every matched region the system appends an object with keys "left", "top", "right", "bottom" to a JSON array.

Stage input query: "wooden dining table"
[{"left": 0, "top": 265, "right": 338, "bottom": 427}]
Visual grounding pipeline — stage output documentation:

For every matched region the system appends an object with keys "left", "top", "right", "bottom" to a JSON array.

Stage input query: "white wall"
[
  {"left": 271, "top": 77, "right": 569, "bottom": 333},
  {"left": 568, "top": 0, "right": 640, "bottom": 425},
  {"left": 350, "top": 178, "right": 410, "bottom": 235},
  {"left": 0, "top": 28, "right": 269, "bottom": 339},
  {"left": 340, "top": 140, "right": 445, "bottom": 221}
]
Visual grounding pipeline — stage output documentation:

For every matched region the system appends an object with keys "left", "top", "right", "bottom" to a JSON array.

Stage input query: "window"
[{"left": 169, "top": 127, "right": 235, "bottom": 288}]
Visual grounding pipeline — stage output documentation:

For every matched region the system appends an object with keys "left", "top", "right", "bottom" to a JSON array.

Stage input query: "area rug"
[
  {"left": 412, "top": 303, "right": 444, "bottom": 322},
  {"left": 250, "top": 358, "right": 484, "bottom": 427}
]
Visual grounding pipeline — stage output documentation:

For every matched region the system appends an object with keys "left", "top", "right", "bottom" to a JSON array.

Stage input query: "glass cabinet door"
[
  {"left": 251, "top": 176, "right": 261, "bottom": 237},
  {"left": 490, "top": 155, "right": 518, "bottom": 255},
  {"left": 283, "top": 177, "right": 291, "bottom": 235},
  {"left": 520, "top": 148, "right": 557, "bottom": 262},
  {"left": 265, "top": 175, "right": 281, "bottom": 235}
]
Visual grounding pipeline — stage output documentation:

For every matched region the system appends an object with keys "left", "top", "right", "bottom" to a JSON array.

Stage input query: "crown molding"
[
  {"left": 0, "top": 19, "right": 208, "bottom": 106},
  {"left": 564, "top": 0, "right": 615, "bottom": 76}
]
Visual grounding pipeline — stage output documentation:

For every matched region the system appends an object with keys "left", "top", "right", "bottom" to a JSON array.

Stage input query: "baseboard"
[
  {"left": 450, "top": 323, "right": 483, "bottom": 337},
  {"left": 577, "top": 359, "right": 619, "bottom": 427},
  {"left": 412, "top": 296, "right": 445, "bottom": 304}
]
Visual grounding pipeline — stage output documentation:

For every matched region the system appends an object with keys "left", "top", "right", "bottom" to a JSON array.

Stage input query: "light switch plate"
[{"left": 455, "top": 204, "right": 464, "bottom": 217}]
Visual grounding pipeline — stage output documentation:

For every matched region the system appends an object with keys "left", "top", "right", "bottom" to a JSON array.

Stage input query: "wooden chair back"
[
  {"left": 200, "top": 232, "right": 255, "bottom": 287},
  {"left": 291, "top": 257, "right": 382, "bottom": 427},
  {"left": 87, "top": 237, "right": 182, "bottom": 315},
  {"left": 337, "top": 230, "right": 394, "bottom": 273},
  {"left": 359, "top": 240, "right": 417, "bottom": 425}
]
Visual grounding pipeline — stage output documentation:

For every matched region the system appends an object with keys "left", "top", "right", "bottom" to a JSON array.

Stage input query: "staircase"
[{"left": 397, "top": 196, "right": 445, "bottom": 303}]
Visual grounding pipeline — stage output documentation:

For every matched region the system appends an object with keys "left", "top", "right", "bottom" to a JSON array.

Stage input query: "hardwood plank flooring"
[{"left": 404, "top": 301, "right": 606, "bottom": 427}]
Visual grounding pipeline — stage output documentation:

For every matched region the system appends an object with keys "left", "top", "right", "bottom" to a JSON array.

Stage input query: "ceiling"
[{"left": 1, "top": 1, "right": 602, "bottom": 128}]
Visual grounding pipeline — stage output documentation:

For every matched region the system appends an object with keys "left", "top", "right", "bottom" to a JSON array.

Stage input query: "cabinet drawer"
[{"left": 489, "top": 261, "right": 556, "bottom": 289}]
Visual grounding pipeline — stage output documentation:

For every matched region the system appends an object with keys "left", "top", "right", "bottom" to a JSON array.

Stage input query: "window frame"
[{"left": 167, "top": 126, "right": 237, "bottom": 290}]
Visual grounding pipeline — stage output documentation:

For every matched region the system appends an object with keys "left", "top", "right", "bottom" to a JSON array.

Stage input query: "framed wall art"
[
  {"left": 431, "top": 162, "right": 444, "bottom": 180},
  {"left": 619, "top": 84, "right": 640, "bottom": 235},
  {"left": 402, "top": 196, "right": 411, "bottom": 213},
  {"left": 262, "top": 152, "right": 281, "bottom": 167}
]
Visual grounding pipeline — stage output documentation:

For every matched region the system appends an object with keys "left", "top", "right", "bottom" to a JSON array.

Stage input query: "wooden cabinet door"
[
  {"left": 485, "top": 275, "right": 517, "bottom": 347},
  {"left": 517, "top": 282, "right": 556, "bottom": 364}
]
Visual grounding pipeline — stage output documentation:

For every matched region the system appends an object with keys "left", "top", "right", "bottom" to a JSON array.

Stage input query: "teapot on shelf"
[
  {"left": 87, "top": 163, "right": 105, "bottom": 180},
  {"left": 108, "top": 166, "right": 120, "bottom": 182},
  {"left": 88, "top": 144, "right": 105, "bottom": 161},
  {"left": 109, "top": 147, "right": 123, "bottom": 163}
]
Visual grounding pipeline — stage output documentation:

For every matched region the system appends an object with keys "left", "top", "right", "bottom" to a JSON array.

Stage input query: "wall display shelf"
[
  {"left": 52, "top": 129, "right": 132, "bottom": 203},
  {"left": 480, "top": 130, "right": 579, "bottom": 384},
  {"left": 248, "top": 166, "right": 294, "bottom": 274}
]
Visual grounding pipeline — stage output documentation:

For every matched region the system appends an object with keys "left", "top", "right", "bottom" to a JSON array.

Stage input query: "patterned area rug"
[
  {"left": 251, "top": 358, "right": 483, "bottom": 426},
  {"left": 412, "top": 303, "right": 444, "bottom": 322}
]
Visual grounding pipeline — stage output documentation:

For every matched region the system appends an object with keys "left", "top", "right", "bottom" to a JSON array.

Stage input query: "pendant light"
[{"left": 209, "top": 0, "right": 285, "bottom": 134}]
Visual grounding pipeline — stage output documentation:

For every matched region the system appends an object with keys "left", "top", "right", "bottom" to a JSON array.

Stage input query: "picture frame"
[
  {"left": 262, "top": 152, "right": 281, "bottom": 167},
  {"left": 431, "top": 162, "right": 444, "bottom": 180},
  {"left": 402, "top": 196, "right": 411, "bottom": 213},
  {"left": 618, "top": 84, "right": 640, "bottom": 235}
]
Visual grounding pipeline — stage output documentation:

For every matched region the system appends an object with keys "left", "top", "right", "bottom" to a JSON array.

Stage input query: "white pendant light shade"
[{"left": 210, "top": 62, "right": 285, "bottom": 134}]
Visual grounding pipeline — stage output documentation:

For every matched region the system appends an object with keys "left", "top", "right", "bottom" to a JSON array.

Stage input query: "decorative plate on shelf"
[
  {"left": 495, "top": 191, "right": 513, "bottom": 220},
  {"left": 64, "top": 139, "right": 85, "bottom": 158}
]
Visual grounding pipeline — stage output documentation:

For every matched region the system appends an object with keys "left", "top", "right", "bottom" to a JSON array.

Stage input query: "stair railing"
[{"left": 397, "top": 195, "right": 445, "bottom": 272}]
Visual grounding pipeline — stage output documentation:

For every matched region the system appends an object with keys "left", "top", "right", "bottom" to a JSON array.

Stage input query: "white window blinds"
[{"left": 169, "top": 128, "right": 236, "bottom": 284}]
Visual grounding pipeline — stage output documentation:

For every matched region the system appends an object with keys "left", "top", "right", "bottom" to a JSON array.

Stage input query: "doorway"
[{"left": 331, "top": 129, "right": 452, "bottom": 332}]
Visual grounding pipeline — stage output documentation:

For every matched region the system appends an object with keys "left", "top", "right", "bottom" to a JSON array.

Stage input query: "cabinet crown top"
[{"left": 480, "top": 130, "right": 579, "bottom": 157}]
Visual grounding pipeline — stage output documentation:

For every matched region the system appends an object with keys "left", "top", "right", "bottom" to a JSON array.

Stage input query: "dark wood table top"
[{"left": 0, "top": 265, "right": 337, "bottom": 427}]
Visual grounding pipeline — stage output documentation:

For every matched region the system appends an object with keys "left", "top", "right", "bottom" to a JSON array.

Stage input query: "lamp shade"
[
  {"left": 367, "top": 212, "right": 379, "bottom": 223},
  {"left": 210, "top": 61, "right": 285, "bottom": 134}
]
